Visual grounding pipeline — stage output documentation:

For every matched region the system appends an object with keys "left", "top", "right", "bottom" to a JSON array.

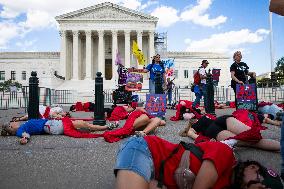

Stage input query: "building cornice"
[
  {"left": 167, "top": 51, "right": 230, "bottom": 59},
  {"left": 0, "top": 52, "right": 60, "bottom": 59}
]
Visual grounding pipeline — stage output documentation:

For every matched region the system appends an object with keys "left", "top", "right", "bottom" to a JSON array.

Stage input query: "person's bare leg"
[
  {"left": 115, "top": 170, "right": 148, "bottom": 189},
  {"left": 216, "top": 130, "right": 236, "bottom": 141},
  {"left": 133, "top": 114, "right": 151, "bottom": 130},
  {"left": 159, "top": 120, "right": 166, "bottom": 126},
  {"left": 226, "top": 117, "right": 251, "bottom": 134},
  {"left": 240, "top": 139, "right": 280, "bottom": 151},
  {"left": 72, "top": 120, "right": 108, "bottom": 131},
  {"left": 142, "top": 117, "right": 161, "bottom": 134},
  {"left": 263, "top": 118, "right": 281, "bottom": 126},
  {"left": 217, "top": 130, "right": 280, "bottom": 151},
  {"left": 187, "top": 128, "right": 199, "bottom": 140}
]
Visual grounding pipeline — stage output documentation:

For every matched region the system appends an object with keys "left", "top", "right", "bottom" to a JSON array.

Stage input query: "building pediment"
[{"left": 55, "top": 2, "right": 158, "bottom": 22}]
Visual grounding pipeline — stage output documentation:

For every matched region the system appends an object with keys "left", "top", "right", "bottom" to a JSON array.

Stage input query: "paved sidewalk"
[{"left": 0, "top": 108, "right": 281, "bottom": 189}]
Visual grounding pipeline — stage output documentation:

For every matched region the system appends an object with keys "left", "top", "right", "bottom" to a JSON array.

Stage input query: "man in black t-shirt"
[{"left": 230, "top": 51, "right": 256, "bottom": 93}]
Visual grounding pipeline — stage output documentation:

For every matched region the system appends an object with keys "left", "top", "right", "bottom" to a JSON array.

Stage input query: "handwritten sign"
[
  {"left": 125, "top": 69, "right": 144, "bottom": 91},
  {"left": 236, "top": 84, "right": 258, "bottom": 111},
  {"left": 145, "top": 94, "right": 166, "bottom": 117},
  {"left": 118, "top": 65, "right": 128, "bottom": 85}
]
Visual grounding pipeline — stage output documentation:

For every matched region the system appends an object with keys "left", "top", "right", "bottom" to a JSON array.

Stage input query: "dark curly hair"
[{"left": 230, "top": 160, "right": 264, "bottom": 189}]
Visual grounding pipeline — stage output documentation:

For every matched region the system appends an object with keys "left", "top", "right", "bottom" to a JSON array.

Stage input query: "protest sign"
[
  {"left": 145, "top": 94, "right": 166, "bottom": 117},
  {"left": 125, "top": 68, "right": 144, "bottom": 91},
  {"left": 236, "top": 83, "right": 258, "bottom": 111}
]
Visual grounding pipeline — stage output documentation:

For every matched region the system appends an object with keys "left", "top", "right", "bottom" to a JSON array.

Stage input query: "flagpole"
[{"left": 269, "top": 9, "right": 275, "bottom": 72}]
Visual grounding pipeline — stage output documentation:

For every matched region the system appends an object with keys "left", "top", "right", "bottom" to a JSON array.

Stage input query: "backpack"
[{"left": 193, "top": 69, "right": 201, "bottom": 85}]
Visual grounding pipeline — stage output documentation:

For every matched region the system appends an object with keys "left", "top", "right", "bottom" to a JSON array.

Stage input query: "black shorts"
[{"left": 204, "top": 115, "right": 233, "bottom": 139}]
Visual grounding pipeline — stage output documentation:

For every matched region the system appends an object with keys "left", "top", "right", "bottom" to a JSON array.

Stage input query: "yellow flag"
[{"left": 132, "top": 40, "right": 146, "bottom": 66}]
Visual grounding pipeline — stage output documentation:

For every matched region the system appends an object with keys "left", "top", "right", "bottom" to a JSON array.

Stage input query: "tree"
[
  {"left": 0, "top": 79, "right": 22, "bottom": 92},
  {"left": 275, "top": 57, "right": 284, "bottom": 85}
]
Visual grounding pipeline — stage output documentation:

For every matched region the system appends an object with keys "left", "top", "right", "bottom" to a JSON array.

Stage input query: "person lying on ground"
[
  {"left": 232, "top": 109, "right": 282, "bottom": 127},
  {"left": 107, "top": 104, "right": 166, "bottom": 127},
  {"left": 179, "top": 115, "right": 280, "bottom": 151},
  {"left": 1, "top": 118, "right": 118, "bottom": 145},
  {"left": 103, "top": 109, "right": 166, "bottom": 143},
  {"left": 69, "top": 102, "right": 95, "bottom": 112},
  {"left": 12, "top": 105, "right": 70, "bottom": 121},
  {"left": 114, "top": 135, "right": 282, "bottom": 189},
  {"left": 257, "top": 112, "right": 281, "bottom": 126},
  {"left": 258, "top": 103, "right": 283, "bottom": 121}
]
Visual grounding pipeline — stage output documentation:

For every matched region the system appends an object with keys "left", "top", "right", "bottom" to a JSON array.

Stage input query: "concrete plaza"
[{"left": 0, "top": 108, "right": 281, "bottom": 189}]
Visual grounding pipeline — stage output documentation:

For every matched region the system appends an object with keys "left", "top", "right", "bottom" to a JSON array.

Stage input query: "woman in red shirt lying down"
[
  {"left": 179, "top": 115, "right": 280, "bottom": 151},
  {"left": 114, "top": 136, "right": 282, "bottom": 189}
]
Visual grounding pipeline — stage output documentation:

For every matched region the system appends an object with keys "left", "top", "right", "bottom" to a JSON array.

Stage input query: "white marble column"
[
  {"left": 136, "top": 30, "right": 143, "bottom": 68},
  {"left": 124, "top": 30, "right": 131, "bottom": 68},
  {"left": 112, "top": 30, "right": 118, "bottom": 81},
  {"left": 59, "top": 30, "right": 67, "bottom": 78},
  {"left": 148, "top": 30, "right": 155, "bottom": 64},
  {"left": 85, "top": 30, "right": 92, "bottom": 80},
  {"left": 98, "top": 30, "right": 105, "bottom": 76},
  {"left": 72, "top": 30, "right": 79, "bottom": 80}
]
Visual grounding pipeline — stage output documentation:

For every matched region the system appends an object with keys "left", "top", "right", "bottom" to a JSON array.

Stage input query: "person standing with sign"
[
  {"left": 143, "top": 54, "right": 166, "bottom": 94},
  {"left": 230, "top": 51, "right": 256, "bottom": 93},
  {"left": 192, "top": 60, "right": 209, "bottom": 110}
]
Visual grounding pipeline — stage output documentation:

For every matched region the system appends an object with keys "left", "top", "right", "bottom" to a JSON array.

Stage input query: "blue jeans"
[
  {"left": 114, "top": 136, "right": 154, "bottom": 182},
  {"left": 167, "top": 90, "right": 172, "bottom": 104},
  {"left": 192, "top": 84, "right": 207, "bottom": 108},
  {"left": 281, "top": 119, "right": 284, "bottom": 175},
  {"left": 149, "top": 80, "right": 155, "bottom": 94}
]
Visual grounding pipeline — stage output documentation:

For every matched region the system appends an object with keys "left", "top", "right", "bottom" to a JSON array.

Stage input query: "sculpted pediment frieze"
[
  {"left": 73, "top": 8, "right": 143, "bottom": 20},
  {"left": 56, "top": 2, "right": 158, "bottom": 21}
]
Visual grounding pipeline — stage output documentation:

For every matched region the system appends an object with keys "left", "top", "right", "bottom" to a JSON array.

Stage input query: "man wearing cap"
[{"left": 192, "top": 60, "right": 209, "bottom": 111}]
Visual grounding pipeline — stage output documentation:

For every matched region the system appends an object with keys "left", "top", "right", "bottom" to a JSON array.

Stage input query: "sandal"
[{"left": 135, "top": 131, "right": 146, "bottom": 137}]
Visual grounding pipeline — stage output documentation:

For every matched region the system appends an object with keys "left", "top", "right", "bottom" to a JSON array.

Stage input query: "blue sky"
[{"left": 0, "top": 0, "right": 283, "bottom": 75}]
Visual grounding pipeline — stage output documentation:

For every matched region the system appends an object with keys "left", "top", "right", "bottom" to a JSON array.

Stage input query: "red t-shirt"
[{"left": 144, "top": 136, "right": 235, "bottom": 189}]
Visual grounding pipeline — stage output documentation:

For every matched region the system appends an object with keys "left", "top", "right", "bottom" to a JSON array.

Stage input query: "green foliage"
[
  {"left": 275, "top": 57, "right": 284, "bottom": 74},
  {"left": 0, "top": 79, "right": 22, "bottom": 92},
  {"left": 275, "top": 57, "right": 284, "bottom": 85}
]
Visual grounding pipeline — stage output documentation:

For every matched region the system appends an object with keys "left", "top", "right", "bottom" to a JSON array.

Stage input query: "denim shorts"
[{"left": 114, "top": 136, "right": 154, "bottom": 182}]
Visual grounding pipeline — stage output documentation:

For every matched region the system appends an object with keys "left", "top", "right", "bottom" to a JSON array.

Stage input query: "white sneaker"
[{"left": 220, "top": 139, "right": 238, "bottom": 148}]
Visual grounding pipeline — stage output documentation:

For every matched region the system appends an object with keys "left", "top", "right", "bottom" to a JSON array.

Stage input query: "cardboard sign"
[
  {"left": 236, "top": 83, "right": 258, "bottom": 111},
  {"left": 212, "top": 69, "right": 221, "bottom": 82},
  {"left": 125, "top": 69, "right": 144, "bottom": 91},
  {"left": 118, "top": 65, "right": 128, "bottom": 85},
  {"left": 145, "top": 94, "right": 166, "bottom": 117}
]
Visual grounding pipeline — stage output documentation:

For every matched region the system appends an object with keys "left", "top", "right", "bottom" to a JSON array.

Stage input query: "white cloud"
[
  {"left": 0, "top": 0, "right": 151, "bottom": 49},
  {"left": 0, "top": 6, "right": 20, "bottom": 18},
  {"left": 151, "top": 6, "right": 179, "bottom": 27},
  {"left": 20, "top": 10, "right": 56, "bottom": 30},
  {"left": 180, "top": 0, "right": 227, "bottom": 27},
  {"left": 185, "top": 29, "right": 270, "bottom": 53},
  {"left": 140, "top": 0, "right": 159, "bottom": 10},
  {"left": 121, "top": 0, "right": 141, "bottom": 10},
  {"left": 16, "top": 39, "right": 37, "bottom": 51},
  {"left": 0, "top": 22, "right": 22, "bottom": 49}
]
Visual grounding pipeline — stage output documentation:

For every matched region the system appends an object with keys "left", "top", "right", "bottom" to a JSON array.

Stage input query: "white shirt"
[{"left": 199, "top": 67, "right": 207, "bottom": 84}]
